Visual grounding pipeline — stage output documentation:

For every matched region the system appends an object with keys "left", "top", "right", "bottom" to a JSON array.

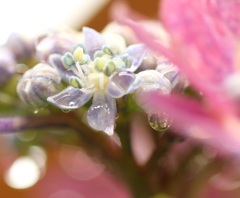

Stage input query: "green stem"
[
  {"left": 116, "top": 116, "right": 152, "bottom": 198},
  {"left": 0, "top": 112, "right": 121, "bottom": 163}
]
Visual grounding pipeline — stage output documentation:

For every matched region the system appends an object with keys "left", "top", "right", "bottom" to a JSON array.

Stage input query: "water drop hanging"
[{"left": 148, "top": 113, "right": 170, "bottom": 132}]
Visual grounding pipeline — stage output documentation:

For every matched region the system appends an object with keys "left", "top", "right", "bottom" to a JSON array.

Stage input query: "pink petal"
[
  {"left": 112, "top": 1, "right": 235, "bottom": 113},
  {"left": 161, "top": 0, "right": 233, "bottom": 78},
  {"left": 140, "top": 91, "right": 240, "bottom": 157}
]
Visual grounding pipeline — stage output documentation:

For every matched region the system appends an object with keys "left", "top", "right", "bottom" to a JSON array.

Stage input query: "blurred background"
[{"left": 0, "top": 0, "right": 160, "bottom": 198}]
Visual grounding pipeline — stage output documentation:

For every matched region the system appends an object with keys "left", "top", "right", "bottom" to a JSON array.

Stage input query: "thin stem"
[{"left": 0, "top": 112, "right": 121, "bottom": 163}]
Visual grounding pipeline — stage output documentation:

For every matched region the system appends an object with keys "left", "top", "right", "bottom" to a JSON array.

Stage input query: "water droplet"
[
  {"left": 69, "top": 101, "right": 75, "bottom": 106},
  {"left": 148, "top": 113, "right": 170, "bottom": 132},
  {"left": 62, "top": 109, "right": 71, "bottom": 113}
]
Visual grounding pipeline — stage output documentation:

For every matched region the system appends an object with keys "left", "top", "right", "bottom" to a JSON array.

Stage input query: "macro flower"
[
  {"left": 113, "top": 0, "right": 240, "bottom": 156},
  {"left": 17, "top": 63, "right": 62, "bottom": 110},
  {"left": 47, "top": 27, "right": 147, "bottom": 135}
]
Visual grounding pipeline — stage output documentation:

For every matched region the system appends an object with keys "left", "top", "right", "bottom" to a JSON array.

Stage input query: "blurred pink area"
[{"left": 0, "top": 138, "right": 131, "bottom": 198}]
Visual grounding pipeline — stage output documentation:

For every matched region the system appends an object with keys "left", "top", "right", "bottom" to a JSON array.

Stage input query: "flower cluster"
[
  {"left": 46, "top": 27, "right": 156, "bottom": 135},
  {"left": 16, "top": 26, "right": 183, "bottom": 135}
]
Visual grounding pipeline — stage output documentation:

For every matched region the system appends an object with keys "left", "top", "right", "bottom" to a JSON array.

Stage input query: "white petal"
[
  {"left": 83, "top": 27, "right": 106, "bottom": 59},
  {"left": 120, "top": 44, "right": 147, "bottom": 72},
  {"left": 87, "top": 93, "right": 117, "bottom": 135},
  {"left": 47, "top": 87, "right": 92, "bottom": 110},
  {"left": 137, "top": 70, "right": 172, "bottom": 94},
  {"left": 107, "top": 71, "right": 140, "bottom": 98}
]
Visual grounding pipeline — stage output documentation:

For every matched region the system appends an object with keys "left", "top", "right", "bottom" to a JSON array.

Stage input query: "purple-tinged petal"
[
  {"left": 47, "top": 86, "right": 92, "bottom": 110},
  {"left": 48, "top": 54, "right": 75, "bottom": 82},
  {"left": 83, "top": 27, "right": 106, "bottom": 59},
  {"left": 36, "top": 34, "right": 76, "bottom": 62},
  {"left": 87, "top": 93, "right": 116, "bottom": 135},
  {"left": 107, "top": 71, "right": 140, "bottom": 98},
  {"left": 120, "top": 44, "right": 147, "bottom": 72}
]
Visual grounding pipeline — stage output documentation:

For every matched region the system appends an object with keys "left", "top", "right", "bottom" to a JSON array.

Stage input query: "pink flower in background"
[{"left": 113, "top": 0, "right": 240, "bottom": 157}]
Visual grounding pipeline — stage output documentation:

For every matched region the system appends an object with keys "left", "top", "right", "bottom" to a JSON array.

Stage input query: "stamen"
[
  {"left": 61, "top": 52, "right": 75, "bottom": 69},
  {"left": 121, "top": 54, "right": 132, "bottom": 68},
  {"left": 94, "top": 57, "right": 107, "bottom": 72},
  {"left": 112, "top": 58, "right": 125, "bottom": 70},
  {"left": 102, "top": 45, "right": 117, "bottom": 56},
  {"left": 99, "top": 73, "right": 105, "bottom": 90},
  {"left": 69, "top": 76, "right": 84, "bottom": 88},
  {"left": 94, "top": 50, "right": 105, "bottom": 59},
  {"left": 104, "top": 61, "right": 116, "bottom": 76},
  {"left": 71, "top": 63, "right": 87, "bottom": 84},
  {"left": 73, "top": 47, "right": 84, "bottom": 63}
]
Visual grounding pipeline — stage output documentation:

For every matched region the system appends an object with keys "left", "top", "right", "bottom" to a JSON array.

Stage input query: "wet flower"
[
  {"left": 113, "top": 0, "right": 240, "bottom": 156},
  {"left": 17, "top": 63, "right": 62, "bottom": 110},
  {"left": 47, "top": 27, "right": 147, "bottom": 135}
]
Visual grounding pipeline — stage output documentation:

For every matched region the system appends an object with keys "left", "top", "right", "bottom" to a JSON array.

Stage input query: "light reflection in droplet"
[
  {"left": 148, "top": 113, "right": 170, "bottom": 132},
  {"left": 4, "top": 156, "right": 41, "bottom": 189}
]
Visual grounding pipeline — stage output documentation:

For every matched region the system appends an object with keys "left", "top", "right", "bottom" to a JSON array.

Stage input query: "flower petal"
[
  {"left": 87, "top": 93, "right": 116, "bottom": 135},
  {"left": 47, "top": 86, "right": 92, "bottom": 110},
  {"left": 120, "top": 44, "right": 147, "bottom": 72},
  {"left": 107, "top": 71, "right": 140, "bottom": 98},
  {"left": 161, "top": 0, "right": 233, "bottom": 80},
  {"left": 213, "top": 0, "right": 240, "bottom": 38},
  {"left": 140, "top": 91, "right": 240, "bottom": 157},
  {"left": 83, "top": 27, "right": 106, "bottom": 59},
  {"left": 137, "top": 70, "right": 172, "bottom": 96},
  {"left": 48, "top": 54, "right": 75, "bottom": 82}
]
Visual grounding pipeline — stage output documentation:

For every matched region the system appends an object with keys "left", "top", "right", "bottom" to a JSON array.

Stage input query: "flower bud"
[
  {"left": 36, "top": 34, "right": 77, "bottom": 62},
  {"left": 17, "top": 63, "right": 62, "bottom": 108},
  {"left": 6, "top": 32, "right": 35, "bottom": 61}
]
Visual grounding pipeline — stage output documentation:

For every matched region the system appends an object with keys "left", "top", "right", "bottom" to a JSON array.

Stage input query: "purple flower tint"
[
  {"left": 36, "top": 31, "right": 79, "bottom": 62},
  {"left": 47, "top": 27, "right": 147, "bottom": 135},
  {"left": 0, "top": 48, "right": 16, "bottom": 86},
  {"left": 6, "top": 32, "right": 35, "bottom": 61},
  {"left": 113, "top": 0, "right": 240, "bottom": 157},
  {"left": 17, "top": 63, "right": 62, "bottom": 109}
]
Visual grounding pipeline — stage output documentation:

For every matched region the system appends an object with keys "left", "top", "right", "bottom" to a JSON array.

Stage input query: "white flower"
[{"left": 47, "top": 27, "right": 147, "bottom": 135}]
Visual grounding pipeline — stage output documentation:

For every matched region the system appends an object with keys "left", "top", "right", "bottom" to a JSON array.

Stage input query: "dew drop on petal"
[
  {"left": 148, "top": 113, "right": 170, "bottom": 132},
  {"left": 87, "top": 93, "right": 116, "bottom": 135},
  {"left": 69, "top": 101, "right": 75, "bottom": 106}
]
